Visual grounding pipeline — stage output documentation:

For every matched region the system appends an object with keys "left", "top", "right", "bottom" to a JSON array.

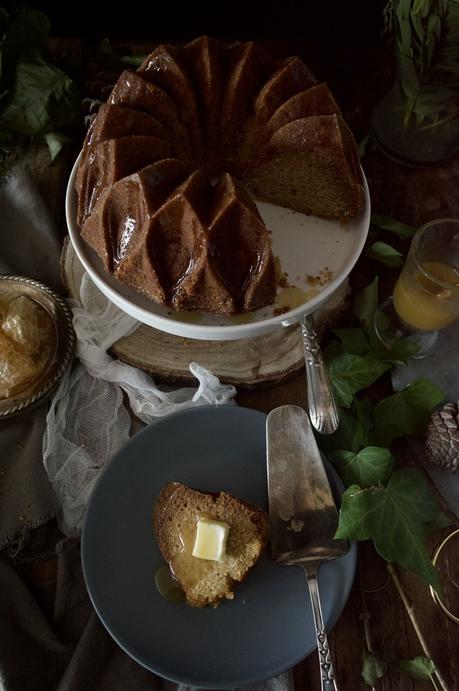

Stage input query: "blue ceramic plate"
[{"left": 82, "top": 406, "right": 356, "bottom": 688}]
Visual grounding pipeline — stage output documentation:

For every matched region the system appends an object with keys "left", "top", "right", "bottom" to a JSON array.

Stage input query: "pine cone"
[{"left": 425, "top": 402, "right": 459, "bottom": 471}]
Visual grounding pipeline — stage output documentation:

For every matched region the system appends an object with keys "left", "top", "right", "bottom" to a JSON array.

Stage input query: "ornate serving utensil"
[
  {"left": 267, "top": 404, "right": 348, "bottom": 691},
  {"left": 300, "top": 314, "right": 339, "bottom": 435}
]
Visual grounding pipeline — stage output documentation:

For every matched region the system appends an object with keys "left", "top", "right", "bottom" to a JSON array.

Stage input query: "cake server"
[
  {"left": 300, "top": 313, "right": 339, "bottom": 435},
  {"left": 266, "top": 404, "right": 348, "bottom": 691}
]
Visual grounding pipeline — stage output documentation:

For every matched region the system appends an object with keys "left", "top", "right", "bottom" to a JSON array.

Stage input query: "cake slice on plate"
[{"left": 154, "top": 482, "right": 269, "bottom": 608}]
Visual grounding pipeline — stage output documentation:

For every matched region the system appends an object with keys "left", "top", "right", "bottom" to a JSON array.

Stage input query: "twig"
[
  {"left": 386, "top": 563, "right": 450, "bottom": 691},
  {"left": 358, "top": 570, "right": 377, "bottom": 691}
]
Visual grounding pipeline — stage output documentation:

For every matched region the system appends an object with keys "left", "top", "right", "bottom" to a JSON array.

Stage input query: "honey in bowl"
[
  {"left": 393, "top": 261, "right": 459, "bottom": 331},
  {"left": 0, "top": 289, "right": 56, "bottom": 399}
]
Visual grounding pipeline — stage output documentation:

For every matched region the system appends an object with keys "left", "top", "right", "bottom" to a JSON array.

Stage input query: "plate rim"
[
  {"left": 66, "top": 153, "right": 371, "bottom": 341},
  {"left": 81, "top": 405, "right": 357, "bottom": 688}
]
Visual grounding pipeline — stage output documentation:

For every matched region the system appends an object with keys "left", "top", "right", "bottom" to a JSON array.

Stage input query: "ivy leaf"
[
  {"left": 44, "top": 131, "right": 71, "bottom": 161},
  {"left": 1, "top": 49, "right": 80, "bottom": 136},
  {"left": 332, "top": 328, "right": 370, "bottom": 355},
  {"left": 330, "top": 447, "right": 394, "bottom": 488},
  {"left": 371, "top": 214, "right": 416, "bottom": 238},
  {"left": 423, "top": 511, "right": 453, "bottom": 535},
  {"left": 323, "top": 339, "right": 343, "bottom": 362},
  {"left": 335, "top": 468, "right": 450, "bottom": 589},
  {"left": 367, "top": 337, "right": 420, "bottom": 365},
  {"left": 328, "top": 353, "right": 390, "bottom": 408},
  {"left": 97, "top": 37, "right": 147, "bottom": 69},
  {"left": 366, "top": 241, "right": 405, "bottom": 268},
  {"left": 362, "top": 650, "right": 386, "bottom": 686},
  {"left": 353, "top": 277, "right": 379, "bottom": 334},
  {"left": 0, "top": 9, "right": 50, "bottom": 90},
  {"left": 373, "top": 378, "right": 444, "bottom": 446},
  {"left": 399, "top": 656, "right": 436, "bottom": 680},
  {"left": 318, "top": 399, "right": 373, "bottom": 454}
]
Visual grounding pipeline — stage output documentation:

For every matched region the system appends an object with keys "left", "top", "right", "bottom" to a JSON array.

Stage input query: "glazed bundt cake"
[{"left": 76, "top": 37, "right": 365, "bottom": 317}]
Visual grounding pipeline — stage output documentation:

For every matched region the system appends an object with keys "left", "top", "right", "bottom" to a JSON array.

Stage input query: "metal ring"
[{"left": 429, "top": 527, "right": 459, "bottom": 624}]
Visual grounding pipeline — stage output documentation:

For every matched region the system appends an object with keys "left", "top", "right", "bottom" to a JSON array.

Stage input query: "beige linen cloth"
[
  {"left": 0, "top": 167, "right": 295, "bottom": 691},
  {"left": 0, "top": 168, "right": 61, "bottom": 549}
]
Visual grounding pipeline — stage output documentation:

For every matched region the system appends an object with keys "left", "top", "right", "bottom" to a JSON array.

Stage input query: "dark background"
[{"left": 11, "top": 1, "right": 387, "bottom": 40}]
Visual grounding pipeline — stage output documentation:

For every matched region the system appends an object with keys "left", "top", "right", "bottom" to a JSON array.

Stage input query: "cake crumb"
[
  {"left": 306, "top": 268, "right": 334, "bottom": 287},
  {"left": 274, "top": 256, "right": 290, "bottom": 288}
]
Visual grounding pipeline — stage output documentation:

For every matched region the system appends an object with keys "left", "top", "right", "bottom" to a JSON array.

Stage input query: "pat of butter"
[{"left": 192, "top": 517, "right": 230, "bottom": 561}]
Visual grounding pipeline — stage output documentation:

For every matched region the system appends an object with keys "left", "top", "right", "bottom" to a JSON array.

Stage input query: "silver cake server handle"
[{"left": 300, "top": 313, "right": 339, "bottom": 435}]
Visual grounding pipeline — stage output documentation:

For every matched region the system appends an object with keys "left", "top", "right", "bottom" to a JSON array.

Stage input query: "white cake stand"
[{"left": 66, "top": 154, "right": 371, "bottom": 432}]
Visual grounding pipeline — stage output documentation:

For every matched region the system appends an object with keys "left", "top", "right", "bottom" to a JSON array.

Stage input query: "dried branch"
[{"left": 387, "top": 563, "right": 450, "bottom": 691}]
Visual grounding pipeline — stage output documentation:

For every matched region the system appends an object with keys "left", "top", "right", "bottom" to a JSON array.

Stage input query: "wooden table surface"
[{"left": 18, "top": 35, "right": 459, "bottom": 691}]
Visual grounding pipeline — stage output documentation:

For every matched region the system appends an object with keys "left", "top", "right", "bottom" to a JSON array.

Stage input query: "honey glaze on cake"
[
  {"left": 76, "top": 37, "right": 364, "bottom": 316},
  {"left": 168, "top": 512, "right": 218, "bottom": 593}
]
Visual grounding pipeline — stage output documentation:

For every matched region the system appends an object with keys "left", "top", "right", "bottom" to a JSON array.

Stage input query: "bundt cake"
[
  {"left": 153, "top": 482, "right": 269, "bottom": 608},
  {"left": 76, "top": 37, "right": 365, "bottom": 317}
]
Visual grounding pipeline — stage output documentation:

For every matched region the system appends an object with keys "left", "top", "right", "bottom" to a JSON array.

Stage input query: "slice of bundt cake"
[
  {"left": 138, "top": 45, "right": 202, "bottom": 155},
  {"left": 181, "top": 36, "right": 224, "bottom": 163},
  {"left": 81, "top": 158, "right": 192, "bottom": 272},
  {"left": 154, "top": 482, "right": 269, "bottom": 608},
  {"left": 252, "top": 56, "right": 317, "bottom": 123},
  {"left": 220, "top": 41, "right": 270, "bottom": 168},
  {"left": 109, "top": 71, "right": 192, "bottom": 161},
  {"left": 75, "top": 135, "right": 171, "bottom": 226},
  {"left": 244, "top": 114, "right": 365, "bottom": 222},
  {"left": 85, "top": 103, "right": 167, "bottom": 148},
  {"left": 116, "top": 168, "right": 217, "bottom": 309},
  {"left": 237, "top": 55, "right": 318, "bottom": 166},
  {"left": 263, "top": 82, "right": 341, "bottom": 140},
  {"left": 207, "top": 173, "right": 276, "bottom": 313}
]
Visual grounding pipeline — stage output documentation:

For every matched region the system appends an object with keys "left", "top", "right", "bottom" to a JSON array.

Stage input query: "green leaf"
[
  {"left": 330, "top": 447, "right": 394, "bottom": 488},
  {"left": 328, "top": 353, "right": 390, "bottom": 408},
  {"left": 367, "top": 337, "right": 420, "bottom": 365},
  {"left": 0, "top": 9, "right": 50, "bottom": 49},
  {"left": 371, "top": 214, "right": 416, "bottom": 238},
  {"left": 335, "top": 468, "right": 449, "bottom": 589},
  {"left": 44, "top": 131, "right": 71, "bottom": 161},
  {"left": 121, "top": 54, "right": 148, "bottom": 68},
  {"left": 412, "top": 0, "right": 429, "bottom": 15},
  {"left": 373, "top": 378, "right": 445, "bottom": 446},
  {"left": 357, "top": 132, "right": 377, "bottom": 158},
  {"left": 319, "top": 399, "right": 373, "bottom": 454},
  {"left": 398, "top": 55, "right": 420, "bottom": 101},
  {"left": 362, "top": 650, "right": 386, "bottom": 686},
  {"left": 323, "top": 339, "right": 343, "bottom": 362},
  {"left": 353, "top": 277, "right": 379, "bottom": 334},
  {"left": 410, "top": 8, "right": 426, "bottom": 41},
  {"left": 399, "top": 656, "right": 436, "bottom": 680},
  {"left": 1, "top": 49, "right": 80, "bottom": 136},
  {"left": 332, "top": 328, "right": 370, "bottom": 355},
  {"left": 97, "top": 37, "right": 147, "bottom": 69},
  {"left": 0, "top": 8, "right": 50, "bottom": 89},
  {"left": 423, "top": 511, "right": 453, "bottom": 535},
  {"left": 366, "top": 241, "right": 405, "bottom": 268}
]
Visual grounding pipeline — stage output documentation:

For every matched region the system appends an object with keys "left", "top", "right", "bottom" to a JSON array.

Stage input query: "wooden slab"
[{"left": 61, "top": 238, "right": 350, "bottom": 388}]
